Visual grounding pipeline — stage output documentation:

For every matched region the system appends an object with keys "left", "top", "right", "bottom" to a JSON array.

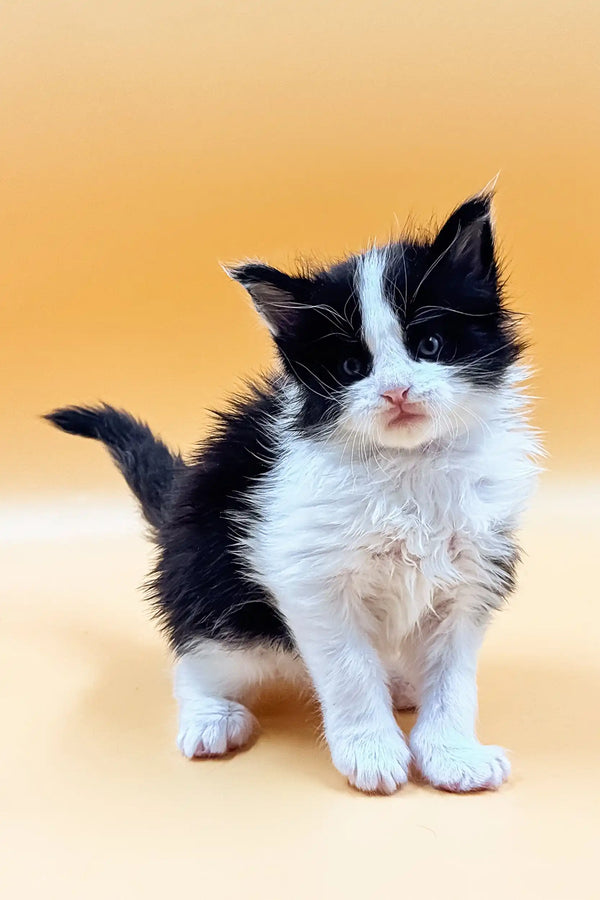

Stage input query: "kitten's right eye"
[{"left": 342, "top": 357, "right": 363, "bottom": 378}]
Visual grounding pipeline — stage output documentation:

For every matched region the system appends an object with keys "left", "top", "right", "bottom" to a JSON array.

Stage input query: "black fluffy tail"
[{"left": 44, "top": 404, "right": 184, "bottom": 529}]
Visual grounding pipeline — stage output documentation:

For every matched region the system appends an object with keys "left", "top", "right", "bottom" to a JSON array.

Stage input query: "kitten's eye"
[
  {"left": 342, "top": 357, "right": 363, "bottom": 378},
  {"left": 417, "top": 335, "right": 442, "bottom": 359}
]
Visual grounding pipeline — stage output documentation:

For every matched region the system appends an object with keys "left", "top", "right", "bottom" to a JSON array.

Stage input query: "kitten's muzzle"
[{"left": 381, "top": 388, "right": 427, "bottom": 428}]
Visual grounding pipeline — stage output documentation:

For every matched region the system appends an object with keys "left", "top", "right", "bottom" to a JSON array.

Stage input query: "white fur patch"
[{"left": 356, "top": 247, "right": 405, "bottom": 362}]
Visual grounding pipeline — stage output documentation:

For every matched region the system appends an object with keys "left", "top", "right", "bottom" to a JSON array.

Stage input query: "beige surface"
[
  {"left": 2, "top": 1, "right": 600, "bottom": 897},
  {"left": 1, "top": 484, "right": 599, "bottom": 899}
]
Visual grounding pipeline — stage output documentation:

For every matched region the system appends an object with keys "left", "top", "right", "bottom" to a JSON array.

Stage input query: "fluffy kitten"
[{"left": 46, "top": 190, "right": 539, "bottom": 794}]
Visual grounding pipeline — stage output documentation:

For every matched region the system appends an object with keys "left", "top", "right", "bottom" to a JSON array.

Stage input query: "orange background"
[
  {"left": 3, "top": 0, "right": 599, "bottom": 499},
  {"left": 2, "top": 3, "right": 599, "bottom": 899}
]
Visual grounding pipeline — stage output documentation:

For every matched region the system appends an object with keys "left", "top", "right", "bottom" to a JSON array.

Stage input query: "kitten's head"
[{"left": 228, "top": 191, "right": 524, "bottom": 450}]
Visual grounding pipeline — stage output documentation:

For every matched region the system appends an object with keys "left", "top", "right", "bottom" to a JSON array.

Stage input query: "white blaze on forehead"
[{"left": 356, "top": 248, "right": 406, "bottom": 362}]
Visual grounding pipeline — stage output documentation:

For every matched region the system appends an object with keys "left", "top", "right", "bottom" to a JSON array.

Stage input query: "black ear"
[
  {"left": 225, "top": 262, "right": 309, "bottom": 335},
  {"left": 431, "top": 191, "right": 496, "bottom": 280}
]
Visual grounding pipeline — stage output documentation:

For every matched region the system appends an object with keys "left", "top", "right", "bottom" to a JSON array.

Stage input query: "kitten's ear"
[
  {"left": 224, "top": 262, "right": 308, "bottom": 335},
  {"left": 431, "top": 189, "right": 496, "bottom": 280}
]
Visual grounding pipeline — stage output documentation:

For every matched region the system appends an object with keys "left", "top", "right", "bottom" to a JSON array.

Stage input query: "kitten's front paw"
[
  {"left": 410, "top": 728, "right": 510, "bottom": 792},
  {"left": 331, "top": 727, "right": 411, "bottom": 795}
]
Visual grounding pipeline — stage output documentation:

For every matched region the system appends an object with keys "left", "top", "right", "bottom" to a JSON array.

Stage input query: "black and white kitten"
[{"left": 47, "top": 190, "right": 539, "bottom": 794}]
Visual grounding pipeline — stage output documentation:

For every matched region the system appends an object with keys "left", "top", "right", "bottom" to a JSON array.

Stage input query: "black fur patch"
[
  {"left": 384, "top": 198, "right": 524, "bottom": 385},
  {"left": 273, "top": 259, "right": 373, "bottom": 432},
  {"left": 387, "top": 244, "right": 524, "bottom": 387},
  {"left": 149, "top": 381, "right": 295, "bottom": 653},
  {"left": 44, "top": 404, "right": 183, "bottom": 529},
  {"left": 489, "top": 540, "right": 521, "bottom": 599}
]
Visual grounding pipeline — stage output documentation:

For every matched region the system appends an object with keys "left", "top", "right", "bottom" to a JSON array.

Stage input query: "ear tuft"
[
  {"left": 432, "top": 188, "right": 497, "bottom": 279},
  {"left": 224, "top": 262, "right": 306, "bottom": 335}
]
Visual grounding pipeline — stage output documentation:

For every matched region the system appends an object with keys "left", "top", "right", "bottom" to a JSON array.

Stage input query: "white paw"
[
  {"left": 410, "top": 729, "right": 511, "bottom": 792},
  {"left": 390, "top": 677, "right": 418, "bottom": 711},
  {"left": 177, "top": 699, "right": 258, "bottom": 758},
  {"left": 331, "top": 727, "right": 411, "bottom": 795}
]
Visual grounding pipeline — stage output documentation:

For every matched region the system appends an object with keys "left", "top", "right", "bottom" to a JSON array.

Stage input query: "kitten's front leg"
[
  {"left": 409, "top": 603, "right": 510, "bottom": 792},
  {"left": 281, "top": 587, "right": 410, "bottom": 794}
]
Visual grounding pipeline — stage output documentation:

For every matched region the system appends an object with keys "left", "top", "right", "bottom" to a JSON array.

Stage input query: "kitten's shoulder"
[
  {"left": 175, "top": 375, "right": 287, "bottom": 510},
  {"left": 202, "top": 375, "right": 284, "bottom": 452}
]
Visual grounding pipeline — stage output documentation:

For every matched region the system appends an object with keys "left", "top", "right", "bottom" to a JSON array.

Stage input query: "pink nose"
[{"left": 381, "top": 388, "right": 411, "bottom": 407}]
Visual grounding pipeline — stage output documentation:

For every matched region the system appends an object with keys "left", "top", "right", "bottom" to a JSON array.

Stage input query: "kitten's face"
[{"left": 229, "top": 193, "right": 522, "bottom": 451}]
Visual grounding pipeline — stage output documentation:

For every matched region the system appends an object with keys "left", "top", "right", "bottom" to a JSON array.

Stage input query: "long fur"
[
  {"left": 44, "top": 404, "right": 183, "bottom": 529},
  {"left": 46, "top": 191, "right": 540, "bottom": 794}
]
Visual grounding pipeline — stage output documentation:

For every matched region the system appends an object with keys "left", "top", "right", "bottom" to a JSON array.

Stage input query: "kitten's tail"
[{"left": 44, "top": 404, "right": 184, "bottom": 529}]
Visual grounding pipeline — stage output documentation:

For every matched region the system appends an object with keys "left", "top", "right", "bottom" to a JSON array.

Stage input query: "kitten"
[{"left": 46, "top": 189, "right": 539, "bottom": 794}]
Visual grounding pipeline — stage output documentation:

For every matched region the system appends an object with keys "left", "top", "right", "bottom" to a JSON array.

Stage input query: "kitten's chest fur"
[
  {"left": 333, "top": 468, "right": 492, "bottom": 640},
  {"left": 248, "top": 421, "right": 535, "bottom": 645}
]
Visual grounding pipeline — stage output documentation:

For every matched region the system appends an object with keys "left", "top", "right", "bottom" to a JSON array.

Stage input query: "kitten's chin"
[
  {"left": 374, "top": 417, "right": 435, "bottom": 450},
  {"left": 376, "top": 429, "right": 431, "bottom": 450}
]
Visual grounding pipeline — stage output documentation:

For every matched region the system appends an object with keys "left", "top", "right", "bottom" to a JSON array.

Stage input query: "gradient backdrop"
[
  {"left": 3, "top": 0, "right": 600, "bottom": 498},
  {"left": 2, "top": 2, "right": 599, "bottom": 898}
]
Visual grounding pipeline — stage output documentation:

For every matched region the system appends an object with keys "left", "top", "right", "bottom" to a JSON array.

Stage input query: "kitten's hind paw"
[{"left": 177, "top": 699, "right": 258, "bottom": 758}]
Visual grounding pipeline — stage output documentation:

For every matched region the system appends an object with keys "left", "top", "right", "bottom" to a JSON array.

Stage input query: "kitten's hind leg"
[
  {"left": 174, "top": 643, "right": 260, "bottom": 758},
  {"left": 177, "top": 694, "right": 256, "bottom": 758},
  {"left": 174, "top": 641, "right": 301, "bottom": 758}
]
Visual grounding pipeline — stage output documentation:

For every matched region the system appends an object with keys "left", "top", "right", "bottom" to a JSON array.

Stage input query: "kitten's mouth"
[{"left": 383, "top": 405, "right": 428, "bottom": 429}]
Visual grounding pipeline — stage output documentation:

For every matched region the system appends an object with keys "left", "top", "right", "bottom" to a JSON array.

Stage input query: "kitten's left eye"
[
  {"left": 342, "top": 357, "right": 364, "bottom": 378},
  {"left": 417, "top": 334, "right": 442, "bottom": 359}
]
